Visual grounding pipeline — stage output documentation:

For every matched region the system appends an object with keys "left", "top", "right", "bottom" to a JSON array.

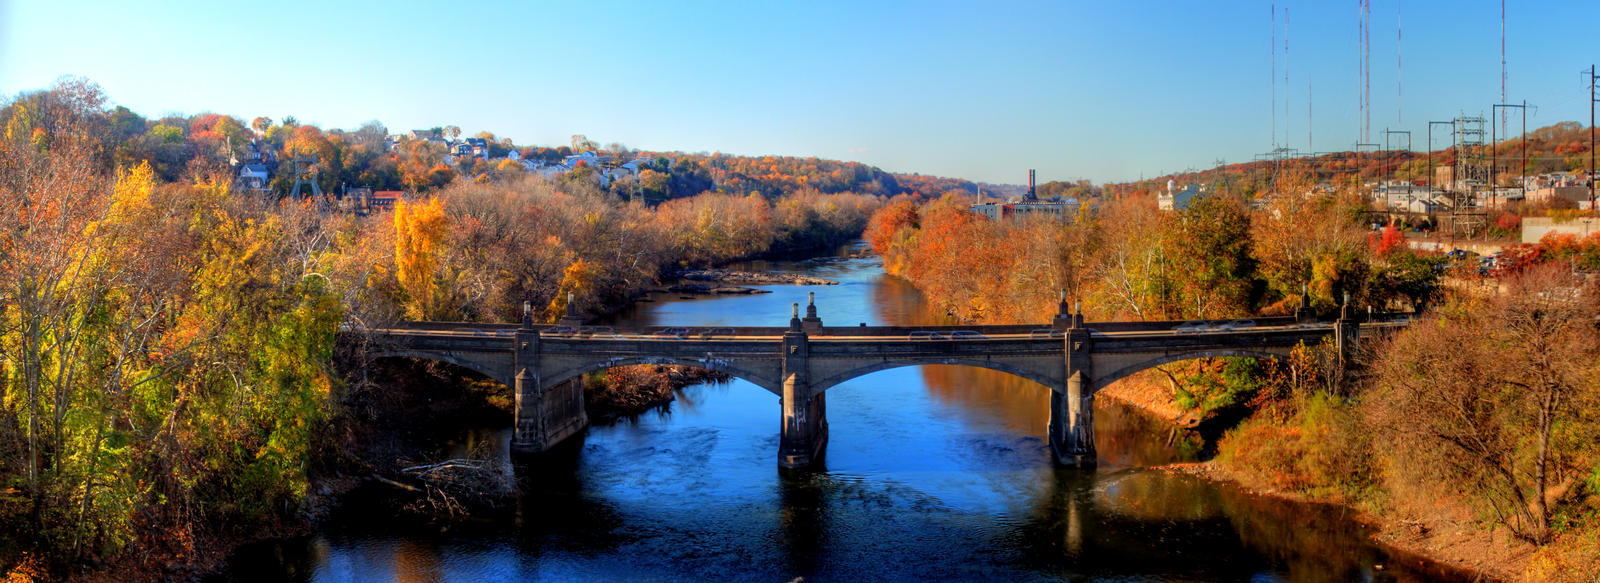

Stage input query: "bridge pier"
[
  {"left": 1335, "top": 300, "right": 1362, "bottom": 369},
  {"left": 778, "top": 306, "right": 827, "bottom": 470},
  {"left": 510, "top": 329, "right": 588, "bottom": 456},
  {"left": 1049, "top": 326, "right": 1096, "bottom": 468}
]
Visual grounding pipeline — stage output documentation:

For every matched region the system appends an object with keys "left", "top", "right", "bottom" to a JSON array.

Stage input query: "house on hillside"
[
  {"left": 238, "top": 163, "right": 270, "bottom": 193},
  {"left": 535, "top": 163, "right": 569, "bottom": 178},
  {"left": 370, "top": 190, "right": 404, "bottom": 211},
  {"left": 619, "top": 157, "right": 650, "bottom": 175},
  {"left": 564, "top": 150, "right": 600, "bottom": 168},
  {"left": 466, "top": 138, "right": 489, "bottom": 159}
]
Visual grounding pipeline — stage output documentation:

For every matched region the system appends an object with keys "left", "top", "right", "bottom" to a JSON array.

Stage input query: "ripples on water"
[{"left": 212, "top": 244, "right": 1470, "bottom": 582}]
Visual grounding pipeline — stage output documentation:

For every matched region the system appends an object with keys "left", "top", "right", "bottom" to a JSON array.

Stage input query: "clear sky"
[{"left": 2, "top": 0, "right": 1596, "bottom": 184}]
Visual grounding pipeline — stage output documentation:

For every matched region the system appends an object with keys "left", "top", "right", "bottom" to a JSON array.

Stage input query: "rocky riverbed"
[{"left": 674, "top": 269, "right": 840, "bottom": 286}]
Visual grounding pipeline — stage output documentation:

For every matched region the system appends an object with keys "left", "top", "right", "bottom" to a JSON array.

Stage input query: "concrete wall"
[
  {"left": 1526, "top": 186, "right": 1590, "bottom": 205},
  {"left": 1522, "top": 217, "right": 1600, "bottom": 244},
  {"left": 1407, "top": 239, "right": 1510, "bottom": 256},
  {"left": 539, "top": 377, "right": 588, "bottom": 449}
]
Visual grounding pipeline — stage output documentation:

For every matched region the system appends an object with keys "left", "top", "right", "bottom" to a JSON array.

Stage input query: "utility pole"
[
  {"left": 1384, "top": 130, "right": 1412, "bottom": 201},
  {"left": 1589, "top": 65, "right": 1597, "bottom": 212},
  {"left": 1492, "top": 102, "right": 1528, "bottom": 211},
  {"left": 1429, "top": 121, "right": 1454, "bottom": 238}
]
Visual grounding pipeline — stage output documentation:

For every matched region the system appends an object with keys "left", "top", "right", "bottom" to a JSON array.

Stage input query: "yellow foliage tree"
[
  {"left": 545, "top": 259, "right": 596, "bottom": 323},
  {"left": 394, "top": 197, "right": 449, "bottom": 319},
  {"left": 110, "top": 160, "right": 155, "bottom": 215}
]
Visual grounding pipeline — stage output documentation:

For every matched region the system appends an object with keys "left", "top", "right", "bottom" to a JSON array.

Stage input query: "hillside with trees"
[
  {"left": 0, "top": 79, "right": 887, "bottom": 579},
  {"left": 1114, "top": 121, "right": 1594, "bottom": 201},
  {"left": 864, "top": 167, "right": 1600, "bottom": 580},
  {"left": 0, "top": 78, "right": 924, "bottom": 206}
]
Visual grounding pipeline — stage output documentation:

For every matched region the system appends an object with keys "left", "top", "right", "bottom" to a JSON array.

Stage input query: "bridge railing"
[{"left": 356, "top": 312, "right": 1415, "bottom": 339}]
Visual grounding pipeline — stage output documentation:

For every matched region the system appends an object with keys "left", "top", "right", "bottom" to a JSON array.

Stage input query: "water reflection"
[{"left": 210, "top": 244, "right": 1472, "bottom": 582}]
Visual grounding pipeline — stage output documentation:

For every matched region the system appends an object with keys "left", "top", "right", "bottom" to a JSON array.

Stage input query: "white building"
[{"left": 1159, "top": 182, "right": 1201, "bottom": 211}]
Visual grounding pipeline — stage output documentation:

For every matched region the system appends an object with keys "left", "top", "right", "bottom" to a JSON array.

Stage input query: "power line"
[{"left": 1588, "top": 65, "right": 1597, "bottom": 210}]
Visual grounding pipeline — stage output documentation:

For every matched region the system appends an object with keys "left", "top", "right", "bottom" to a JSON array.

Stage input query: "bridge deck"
[{"left": 360, "top": 321, "right": 1369, "bottom": 352}]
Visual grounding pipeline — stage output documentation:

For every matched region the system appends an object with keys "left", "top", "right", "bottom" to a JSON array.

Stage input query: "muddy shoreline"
[
  {"left": 1086, "top": 376, "right": 1507, "bottom": 582},
  {"left": 1154, "top": 460, "right": 1515, "bottom": 582}
]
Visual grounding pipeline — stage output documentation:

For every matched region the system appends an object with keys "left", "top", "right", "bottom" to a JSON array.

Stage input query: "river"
[{"left": 210, "top": 243, "right": 1471, "bottom": 582}]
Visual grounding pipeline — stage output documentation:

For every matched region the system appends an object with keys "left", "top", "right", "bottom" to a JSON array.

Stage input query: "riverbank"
[
  {"left": 1036, "top": 364, "right": 1585, "bottom": 582},
  {"left": 1158, "top": 460, "right": 1538, "bottom": 582}
]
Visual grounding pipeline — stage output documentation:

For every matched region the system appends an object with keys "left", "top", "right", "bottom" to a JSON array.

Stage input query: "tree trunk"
[{"left": 1532, "top": 385, "right": 1557, "bottom": 543}]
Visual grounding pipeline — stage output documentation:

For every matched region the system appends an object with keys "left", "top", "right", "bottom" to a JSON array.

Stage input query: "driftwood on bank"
[{"left": 370, "top": 445, "right": 512, "bottom": 518}]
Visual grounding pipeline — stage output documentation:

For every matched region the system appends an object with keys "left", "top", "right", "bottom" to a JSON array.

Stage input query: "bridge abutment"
[
  {"left": 511, "top": 329, "right": 588, "bottom": 456},
  {"left": 1049, "top": 327, "right": 1096, "bottom": 468}
]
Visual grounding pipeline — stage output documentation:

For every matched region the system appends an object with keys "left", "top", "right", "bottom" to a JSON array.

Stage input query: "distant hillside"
[
  {"left": 1115, "top": 121, "right": 1595, "bottom": 198},
  {"left": 0, "top": 79, "right": 962, "bottom": 202}
]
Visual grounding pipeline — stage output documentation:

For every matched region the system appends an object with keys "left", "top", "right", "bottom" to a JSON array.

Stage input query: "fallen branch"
[{"left": 370, "top": 473, "right": 421, "bottom": 493}]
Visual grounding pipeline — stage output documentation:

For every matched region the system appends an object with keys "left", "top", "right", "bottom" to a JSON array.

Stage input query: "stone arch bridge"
[{"left": 353, "top": 298, "right": 1397, "bottom": 470}]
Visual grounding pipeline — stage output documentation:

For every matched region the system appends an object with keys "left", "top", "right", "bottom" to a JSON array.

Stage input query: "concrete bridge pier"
[
  {"left": 1049, "top": 326, "right": 1096, "bottom": 468},
  {"left": 778, "top": 306, "right": 827, "bottom": 470},
  {"left": 510, "top": 328, "right": 588, "bottom": 456},
  {"left": 1335, "top": 300, "right": 1362, "bottom": 369}
]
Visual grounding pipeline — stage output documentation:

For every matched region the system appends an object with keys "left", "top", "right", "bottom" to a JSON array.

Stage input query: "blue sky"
[{"left": 2, "top": 0, "right": 1596, "bottom": 184}]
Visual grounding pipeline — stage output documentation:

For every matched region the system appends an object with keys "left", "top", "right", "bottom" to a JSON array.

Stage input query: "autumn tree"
[
  {"left": 544, "top": 259, "right": 597, "bottom": 322},
  {"left": 393, "top": 198, "right": 449, "bottom": 320},
  {"left": 1251, "top": 164, "right": 1366, "bottom": 311},
  {"left": 1166, "top": 192, "right": 1256, "bottom": 318},
  {"left": 1089, "top": 195, "right": 1174, "bottom": 319},
  {"left": 1368, "top": 265, "right": 1600, "bottom": 543}
]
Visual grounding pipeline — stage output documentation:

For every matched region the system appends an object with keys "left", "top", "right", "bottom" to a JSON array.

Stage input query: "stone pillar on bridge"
[
  {"left": 558, "top": 292, "right": 584, "bottom": 328},
  {"left": 779, "top": 303, "right": 827, "bottom": 470},
  {"left": 1335, "top": 298, "right": 1361, "bottom": 369},
  {"left": 1050, "top": 322, "right": 1096, "bottom": 468},
  {"left": 1294, "top": 285, "right": 1314, "bottom": 324},
  {"left": 510, "top": 328, "right": 546, "bottom": 454},
  {"left": 1052, "top": 292, "right": 1087, "bottom": 330},
  {"left": 801, "top": 291, "right": 823, "bottom": 334},
  {"left": 510, "top": 327, "right": 589, "bottom": 456}
]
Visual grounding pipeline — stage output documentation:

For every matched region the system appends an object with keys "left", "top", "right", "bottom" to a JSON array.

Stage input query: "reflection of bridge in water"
[{"left": 355, "top": 293, "right": 1394, "bottom": 470}]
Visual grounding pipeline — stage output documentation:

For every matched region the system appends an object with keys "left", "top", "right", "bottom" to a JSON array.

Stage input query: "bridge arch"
[
  {"left": 541, "top": 356, "right": 783, "bottom": 395},
  {"left": 370, "top": 350, "right": 514, "bottom": 387},
  {"left": 1089, "top": 349, "right": 1291, "bottom": 393},
  {"left": 811, "top": 358, "right": 1063, "bottom": 394}
]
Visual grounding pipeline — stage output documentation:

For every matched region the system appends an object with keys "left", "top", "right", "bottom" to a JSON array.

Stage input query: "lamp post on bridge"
[
  {"left": 559, "top": 292, "right": 584, "bottom": 328},
  {"left": 1053, "top": 290, "right": 1084, "bottom": 329},
  {"left": 801, "top": 291, "right": 823, "bottom": 333}
]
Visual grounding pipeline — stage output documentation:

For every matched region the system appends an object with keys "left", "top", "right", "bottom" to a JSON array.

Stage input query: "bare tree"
[{"left": 1368, "top": 265, "right": 1600, "bottom": 543}]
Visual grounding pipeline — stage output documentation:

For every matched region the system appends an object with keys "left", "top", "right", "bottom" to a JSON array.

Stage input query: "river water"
[{"left": 212, "top": 243, "right": 1470, "bottom": 582}]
